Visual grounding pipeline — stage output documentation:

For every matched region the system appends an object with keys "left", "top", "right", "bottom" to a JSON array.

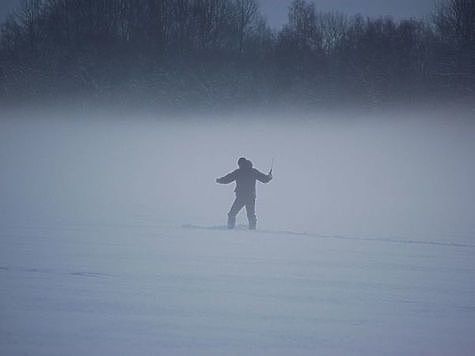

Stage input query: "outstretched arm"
[
  {"left": 254, "top": 169, "right": 272, "bottom": 183},
  {"left": 216, "top": 170, "right": 238, "bottom": 184}
]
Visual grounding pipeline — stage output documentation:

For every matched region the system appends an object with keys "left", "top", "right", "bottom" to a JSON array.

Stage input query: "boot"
[
  {"left": 227, "top": 215, "right": 236, "bottom": 229},
  {"left": 248, "top": 217, "right": 257, "bottom": 230}
]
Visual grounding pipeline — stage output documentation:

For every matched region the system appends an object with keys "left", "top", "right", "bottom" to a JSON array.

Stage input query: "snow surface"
[
  {"left": 1, "top": 223, "right": 475, "bottom": 355},
  {"left": 1, "top": 111, "right": 475, "bottom": 355}
]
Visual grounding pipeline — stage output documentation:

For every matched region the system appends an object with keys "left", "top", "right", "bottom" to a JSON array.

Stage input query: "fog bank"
[{"left": 1, "top": 110, "right": 474, "bottom": 242}]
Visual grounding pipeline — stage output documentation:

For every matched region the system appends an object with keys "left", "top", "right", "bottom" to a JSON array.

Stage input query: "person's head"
[{"left": 238, "top": 157, "right": 252, "bottom": 169}]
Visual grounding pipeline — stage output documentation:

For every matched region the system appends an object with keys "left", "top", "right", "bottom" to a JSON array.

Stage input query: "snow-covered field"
[{"left": 1, "top": 110, "right": 475, "bottom": 355}]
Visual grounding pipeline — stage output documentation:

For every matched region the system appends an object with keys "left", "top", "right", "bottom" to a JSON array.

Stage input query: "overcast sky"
[{"left": 0, "top": 0, "right": 435, "bottom": 28}]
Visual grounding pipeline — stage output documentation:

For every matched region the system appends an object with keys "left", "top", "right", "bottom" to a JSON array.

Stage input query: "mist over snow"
[
  {"left": 1, "top": 108, "right": 475, "bottom": 355},
  {"left": 1, "top": 108, "right": 474, "bottom": 242}
]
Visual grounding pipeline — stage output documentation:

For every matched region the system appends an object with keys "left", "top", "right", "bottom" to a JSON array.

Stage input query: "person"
[{"left": 216, "top": 157, "right": 272, "bottom": 230}]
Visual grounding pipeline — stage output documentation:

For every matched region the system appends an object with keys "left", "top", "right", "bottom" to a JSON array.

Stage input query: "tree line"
[{"left": 0, "top": 0, "right": 473, "bottom": 109}]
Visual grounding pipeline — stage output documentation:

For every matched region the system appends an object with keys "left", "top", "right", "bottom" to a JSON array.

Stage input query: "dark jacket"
[{"left": 217, "top": 163, "right": 272, "bottom": 198}]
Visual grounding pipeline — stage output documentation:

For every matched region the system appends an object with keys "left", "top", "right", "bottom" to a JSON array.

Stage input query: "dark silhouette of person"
[{"left": 216, "top": 157, "right": 272, "bottom": 230}]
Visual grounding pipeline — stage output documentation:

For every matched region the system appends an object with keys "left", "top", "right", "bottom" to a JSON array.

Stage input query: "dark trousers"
[{"left": 227, "top": 196, "right": 257, "bottom": 230}]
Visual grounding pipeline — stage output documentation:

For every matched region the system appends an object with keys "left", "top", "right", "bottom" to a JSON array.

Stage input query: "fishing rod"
[{"left": 269, "top": 158, "right": 274, "bottom": 175}]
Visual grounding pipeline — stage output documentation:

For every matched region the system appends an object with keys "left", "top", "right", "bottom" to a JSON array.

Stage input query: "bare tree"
[
  {"left": 233, "top": 0, "right": 258, "bottom": 53},
  {"left": 315, "top": 11, "right": 348, "bottom": 54},
  {"left": 434, "top": 0, "right": 475, "bottom": 45},
  {"left": 433, "top": 0, "right": 475, "bottom": 91}
]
